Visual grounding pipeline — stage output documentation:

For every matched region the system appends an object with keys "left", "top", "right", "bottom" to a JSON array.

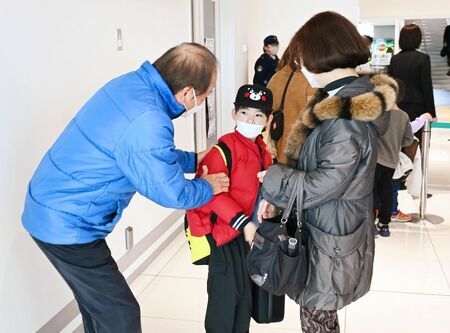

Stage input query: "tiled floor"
[{"left": 131, "top": 105, "right": 450, "bottom": 332}]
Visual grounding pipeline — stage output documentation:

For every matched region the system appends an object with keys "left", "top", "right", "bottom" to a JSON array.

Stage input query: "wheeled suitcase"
[{"left": 251, "top": 283, "right": 285, "bottom": 323}]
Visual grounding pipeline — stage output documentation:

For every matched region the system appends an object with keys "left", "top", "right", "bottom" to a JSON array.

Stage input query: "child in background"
[
  {"left": 374, "top": 79, "right": 414, "bottom": 237},
  {"left": 391, "top": 111, "right": 433, "bottom": 221},
  {"left": 186, "top": 84, "right": 273, "bottom": 333}
]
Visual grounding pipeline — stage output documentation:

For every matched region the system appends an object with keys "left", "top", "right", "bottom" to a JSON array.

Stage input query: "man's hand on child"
[
  {"left": 197, "top": 146, "right": 213, "bottom": 167},
  {"left": 257, "top": 170, "right": 267, "bottom": 183},
  {"left": 244, "top": 222, "right": 258, "bottom": 246},
  {"left": 201, "top": 165, "right": 229, "bottom": 195},
  {"left": 197, "top": 146, "right": 213, "bottom": 166}
]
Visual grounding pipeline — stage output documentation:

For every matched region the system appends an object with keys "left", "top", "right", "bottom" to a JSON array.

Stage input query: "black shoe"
[{"left": 377, "top": 223, "right": 390, "bottom": 237}]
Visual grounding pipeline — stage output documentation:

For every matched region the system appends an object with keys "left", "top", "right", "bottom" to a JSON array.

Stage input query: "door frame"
[{"left": 191, "top": 0, "right": 222, "bottom": 151}]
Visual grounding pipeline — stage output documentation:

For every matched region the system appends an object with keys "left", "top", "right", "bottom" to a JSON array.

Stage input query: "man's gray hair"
[{"left": 153, "top": 43, "right": 218, "bottom": 95}]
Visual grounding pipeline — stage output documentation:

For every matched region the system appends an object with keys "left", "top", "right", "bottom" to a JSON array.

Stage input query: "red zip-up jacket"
[{"left": 186, "top": 131, "right": 272, "bottom": 246}]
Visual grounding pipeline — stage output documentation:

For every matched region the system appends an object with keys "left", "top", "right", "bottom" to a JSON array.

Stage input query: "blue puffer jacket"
[{"left": 22, "top": 61, "right": 213, "bottom": 244}]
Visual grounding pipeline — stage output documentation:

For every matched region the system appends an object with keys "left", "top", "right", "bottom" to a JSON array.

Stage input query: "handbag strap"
[
  {"left": 278, "top": 69, "right": 296, "bottom": 112},
  {"left": 295, "top": 172, "right": 306, "bottom": 228},
  {"left": 281, "top": 171, "right": 306, "bottom": 228}
]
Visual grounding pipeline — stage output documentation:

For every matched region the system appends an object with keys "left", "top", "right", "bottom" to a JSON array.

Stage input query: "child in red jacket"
[{"left": 187, "top": 84, "right": 273, "bottom": 333}]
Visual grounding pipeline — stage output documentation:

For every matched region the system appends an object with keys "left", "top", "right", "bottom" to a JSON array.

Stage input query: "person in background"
[
  {"left": 389, "top": 80, "right": 433, "bottom": 223},
  {"left": 187, "top": 84, "right": 273, "bottom": 333},
  {"left": 373, "top": 79, "right": 414, "bottom": 237},
  {"left": 253, "top": 35, "right": 280, "bottom": 87},
  {"left": 388, "top": 24, "right": 437, "bottom": 143},
  {"left": 21, "top": 43, "right": 229, "bottom": 333},
  {"left": 266, "top": 35, "right": 315, "bottom": 164},
  {"left": 443, "top": 24, "right": 450, "bottom": 76}
]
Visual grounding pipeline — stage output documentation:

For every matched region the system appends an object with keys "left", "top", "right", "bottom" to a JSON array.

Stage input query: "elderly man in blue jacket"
[{"left": 22, "top": 43, "right": 229, "bottom": 333}]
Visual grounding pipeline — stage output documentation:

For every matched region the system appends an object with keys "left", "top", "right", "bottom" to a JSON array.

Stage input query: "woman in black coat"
[
  {"left": 444, "top": 25, "right": 450, "bottom": 75},
  {"left": 388, "top": 23, "right": 436, "bottom": 142}
]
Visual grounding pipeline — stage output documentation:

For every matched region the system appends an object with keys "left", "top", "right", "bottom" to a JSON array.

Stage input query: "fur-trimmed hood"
[{"left": 285, "top": 74, "right": 398, "bottom": 166}]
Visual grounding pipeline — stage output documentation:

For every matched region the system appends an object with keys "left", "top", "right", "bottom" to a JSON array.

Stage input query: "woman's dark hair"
[
  {"left": 292, "top": 11, "right": 371, "bottom": 73},
  {"left": 363, "top": 35, "right": 374, "bottom": 45},
  {"left": 153, "top": 43, "right": 217, "bottom": 95},
  {"left": 277, "top": 35, "right": 301, "bottom": 70},
  {"left": 399, "top": 24, "right": 422, "bottom": 51}
]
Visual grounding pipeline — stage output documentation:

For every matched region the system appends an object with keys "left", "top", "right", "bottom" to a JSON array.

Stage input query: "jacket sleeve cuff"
[{"left": 230, "top": 212, "right": 251, "bottom": 232}]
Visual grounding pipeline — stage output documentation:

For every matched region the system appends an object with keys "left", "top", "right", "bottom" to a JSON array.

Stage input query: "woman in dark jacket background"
[
  {"left": 258, "top": 11, "right": 395, "bottom": 332},
  {"left": 388, "top": 24, "right": 436, "bottom": 142},
  {"left": 444, "top": 24, "right": 450, "bottom": 75}
]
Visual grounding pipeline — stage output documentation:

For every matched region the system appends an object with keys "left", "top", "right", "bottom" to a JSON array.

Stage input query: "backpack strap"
[
  {"left": 278, "top": 69, "right": 296, "bottom": 112},
  {"left": 269, "top": 69, "right": 296, "bottom": 142},
  {"left": 213, "top": 141, "right": 232, "bottom": 175}
]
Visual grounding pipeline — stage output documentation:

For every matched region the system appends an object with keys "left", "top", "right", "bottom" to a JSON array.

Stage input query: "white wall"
[
  {"left": 360, "top": 0, "right": 450, "bottom": 20},
  {"left": 218, "top": 0, "right": 251, "bottom": 134},
  {"left": 0, "top": 0, "right": 193, "bottom": 331},
  {"left": 246, "top": 0, "right": 360, "bottom": 81}
]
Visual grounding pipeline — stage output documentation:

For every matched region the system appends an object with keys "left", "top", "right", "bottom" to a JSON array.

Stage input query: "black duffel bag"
[{"left": 247, "top": 172, "right": 308, "bottom": 300}]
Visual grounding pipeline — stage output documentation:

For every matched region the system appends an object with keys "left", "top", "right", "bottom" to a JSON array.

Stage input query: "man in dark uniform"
[{"left": 253, "top": 35, "right": 280, "bottom": 87}]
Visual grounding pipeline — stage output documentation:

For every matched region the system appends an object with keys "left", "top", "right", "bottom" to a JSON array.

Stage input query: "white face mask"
[
  {"left": 301, "top": 66, "right": 322, "bottom": 88},
  {"left": 182, "top": 88, "right": 203, "bottom": 118},
  {"left": 270, "top": 46, "right": 279, "bottom": 56},
  {"left": 236, "top": 120, "right": 265, "bottom": 139}
]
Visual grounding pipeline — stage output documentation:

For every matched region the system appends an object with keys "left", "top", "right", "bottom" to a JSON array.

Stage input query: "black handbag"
[
  {"left": 247, "top": 172, "right": 308, "bottom": 300},
  {"left": 251, "top": 283, "right": 285, "bottom": 323},
  {"left": 269, "top": 69, "right": 295, "bottom": 141},
  {"left": 440, "top": 46, "right": 448, "bottom": 57}
]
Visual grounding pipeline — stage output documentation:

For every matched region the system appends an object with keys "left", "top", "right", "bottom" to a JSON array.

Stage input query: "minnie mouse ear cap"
[{"left": 234, "top": 84, "right": 273, "bottom": 113}]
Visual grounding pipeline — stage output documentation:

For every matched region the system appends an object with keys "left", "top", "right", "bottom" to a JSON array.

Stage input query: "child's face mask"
[
  {"left": 234, "top": 107, "right": 267, "bottom": 139},
  {"left": 236, "top": 121, "right": 265, "bottom": 139}
]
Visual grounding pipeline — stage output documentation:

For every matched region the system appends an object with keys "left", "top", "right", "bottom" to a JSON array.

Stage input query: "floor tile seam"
[
  {"left": 426, "top": 226, "right": 450, "bottom": 288},
  {"left": 382, "top": 224, "right": 434, "bottom": 231},
  {"left": 140, "top": 273, "right": 157, "bottom": 277},
  {"left": 250, "top": 326, "right": 303, "bottom": 332},
  {"left": 132, "top": 275, "right": 157, "bottom": 298},
  {"left": 153, "top": 274, "right": 207, "bottom": 281},
  {"left": 138, "top": 241, "right": 187, "bottom": 294},
  {"left": 251, "top": 321, "right": 306, "bottom": 331},
  {"left": 369, "top": 289, "right": 450, "bottom": 297},
  {"left": 140, "top": 314, "right": 202, "bottom": 323},
  {"left": 148, "top": 239, "right": 188, "bottom": 275},
  {"left": 425, "top": 231, "right": 450, "bottom": 238},
  {"left": 373, "top": 253, "right": 442, "bottom": 262}
]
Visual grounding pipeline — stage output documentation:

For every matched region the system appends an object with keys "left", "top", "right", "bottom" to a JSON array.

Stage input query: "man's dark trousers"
[{"left": 33, "top": 237, "right": 141, "bottom": 333}]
